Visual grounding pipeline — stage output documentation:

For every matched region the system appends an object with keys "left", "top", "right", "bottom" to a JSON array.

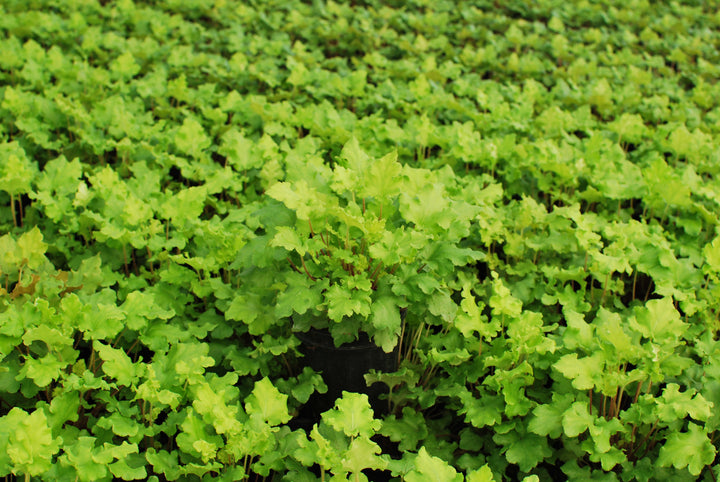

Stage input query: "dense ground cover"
[{"left": 2, "top": 0, "right": 720, "bottom": 480}]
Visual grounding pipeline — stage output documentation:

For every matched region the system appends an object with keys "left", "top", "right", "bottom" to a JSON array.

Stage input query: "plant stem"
[
  {"left": 397, "top": 320, "right": 406, "bottom": 366},
  {"left": 632, "top": 270, "right": 638, "bottom": 300},
  {"left": 600, "top": 272, "right": 610, "bottom": 305},
  {"left": 632, "top": 380, "right": 643, "bottom": 404},
  {"left": 300, "top": 256, "right": 316, "bottom": 281},
  {"left": 10, "top": 193, "right": 17, "bottom": 227},
  {"left": 18, "top": 194, "right": 24, "bottom": 227}
]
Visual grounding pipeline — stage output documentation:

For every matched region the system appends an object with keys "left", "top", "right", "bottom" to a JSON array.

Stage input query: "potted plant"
[{"left": 260, "top": 138, "right": 482, "bottom": 418}]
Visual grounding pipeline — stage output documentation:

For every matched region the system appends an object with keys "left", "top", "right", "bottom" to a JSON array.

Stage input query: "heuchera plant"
[{"left": 263, "top": 137, "right": 481, "bottom": 351}]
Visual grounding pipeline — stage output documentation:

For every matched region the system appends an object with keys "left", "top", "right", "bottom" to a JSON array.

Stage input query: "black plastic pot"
[{"left": 295, "top": 329, "right": 398, "bottom": 425}]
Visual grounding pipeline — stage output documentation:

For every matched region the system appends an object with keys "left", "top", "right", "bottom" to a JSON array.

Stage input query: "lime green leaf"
[
  {"left": 594, "top": 308, "right": 635, "bottom": 359},
  {"left": 466, "top": 465, "right": 497, "bottom": 482},
  {"left": 3, "top": 408, "right": 60, "bottom": 476},
  {"left": 121, "top": 291, "right": 175, "bottom": 332},
  {"left": 323, "top": 391, "right": 381, "bottom": 439},
  {"left": 528, "top": 394, "right": 574, "bottom": 438},
  {"left": 226, "top": 293, "right": 276, "bottom": 335},
  {"left": 562, "top": 401, "right": 594, "bottom": 437},
  {"left": 177, "top": 410, "right": 222, "bottom": 463},
  {"left": 271, "top": 226, "right": 309, "bottom": 256},
  {"left": 161, "top": 185, "right": 208, "bottom": 223},
  {"left": 657, "top": 423, "right": 716, "bottom": 476},
  {"left": 175, "top": 117, "right": 211, "bottom": 158},
  {"left": 704, "top": 235, "right": 720, "bottom": 272},
  {"left": 19, "top": 354, "right": 66, "bottom": 387},
  {"left": 609, "top": 113, "right": 647, "bottom": 144},
  {"left": 339, "top": 136, "right": 370, "bottom": 177},
  {"left": 111, "top": 51, "right": 140, "bottom": 79},
  {"left": 363, "top": 150, "right": 403, "bottom": 199},
  {"left": 562, "top": 310, "right": 594, "bottom": 350},
  {"left": 370, "top": 296, "right": 402, "bottom": 352},
  {"left": 94, "top": 341, "right": 139, "bottom": 386},
  {"left": 59, "top": 436, "right": 109, "bottom": 482},
  {"left": 588, "top": 417, "right": 625, "bottom": 455},
  {"left": 96, "top": 412, "right": 142, "bottom": 438},
  {"left": 267, "top": 180, "right": 334, "bottom": 220},
  {"left": 406, "top": 447, "right": 463, "bottom": 482},
  {"left": 489, "top": 272, "right": 523, "bottom": 319},
  {"left": 219, "top": 128, "right": 262, "bottom": 170},
  {"left": 631, "top": 298, "right": 687, "bottom": 342},
  {"left": 455, "top": 282, "right": 485, "bottom": 338},
  {"left": 554, "top": 352, "right": 603, "bottom": 390},
  {"left": 0, "top": 141, "right": 37, "bottom": 195},
  {"left": 341, "top": 436, "right": 387, "bottom": 474},
  {"left": 428, "top": 290, "right": 458, "bottom": 323},
  {"left": 245, "top": 377, "right": 291, "bottom": 426},
  {"left": 16, "top": 227, "right": 48, "bottom": 270},
  {"left": 108, "top": 452, "right": 147, "bottom": 481},
  {"left": 656, "top": 384, "right": 713, "bottom": 423}
]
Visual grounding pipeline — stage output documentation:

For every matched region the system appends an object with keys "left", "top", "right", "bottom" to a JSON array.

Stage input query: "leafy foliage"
[{"left": 1, "top": 0, "right": 720, "bottom": 480}]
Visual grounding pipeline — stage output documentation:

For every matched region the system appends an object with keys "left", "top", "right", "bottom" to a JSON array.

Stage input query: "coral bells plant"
[{"left": 264, "top": 138, "right": 482, "bottom": 351}]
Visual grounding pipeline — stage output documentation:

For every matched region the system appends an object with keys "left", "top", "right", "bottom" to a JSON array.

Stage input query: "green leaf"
[
  {"left": 370, "top": 296, "right": 402, "bottom": 352},
  {"left": 16, "top": 227, "right": 49, "bottom": 270},
  {"left": 325, "top": 282, "right": 372, "bottom": 322},
  {"left": 657, "top": 423, "right": 716, "bottom": 476},
  {"left": 94, "top": 341, "right": 140, "bottom": 386},
  {"left": 428, "top": 290, "right": 458, "bottom": 323},
  {"left": 59, "top": 436, "right": 109, "bottom": 482},
  {"left": 108, "top": 452, "right": 147, "bottom": 481},
  {"left": 455, "top": 282, "right": 486, "bottom": 338},
  {"left": 554, "top": 352, "right": 604, "bottom": 390},
  {"left": 323, "top": 391, "right": 381, "bottom": 439},
  {"left": 379, "top": 406, "right": 428, "bottom": 452},
  {"left": 3, "top": 408, "right": 60, "bottom": 476},
  {"left": 405, "top": 447, "right": 463, "bottom": 482},
  {"left": 458, "top": 389, "right": 504, "bottom": 428},
  {"left": 245, "top": 377, "right": 291, "bottom": 426},
  {"left": 226, "top": 292, "right": 276, "bottom": 335},
  {"left": 466, "top": 465, "right": 497, "bottom": 482},
  {"left": 528, "top": 393, "right": 574, "bottom": 438},
  {"left": 271, "top": 226, "right": 309, "bottom": 256},
  {"left": 176, "top": 409, "right": 223, "bottom": 463},
  {"left": 561, "top": 309, "right": 594, "bottom": 350},
  {"left": 0, "top": 141, "right": 37, "bottom": 195},
  {"left": 504, "top": 432, "right": 552, "bottom": 472},
  {"left": 489, "top": 272, "right": 523, "bottom": 319},
  {"left": 703, "top": 235, "right": 720, "bottom": 272},
  {"left": 363, "top": 150, "right": 403, "bottom": 200},
  {"left": 266, "top": 180, "right": 334, "bottom": 220},
  {"left": 111, "top": 51, "right": 140, "bottom": 79},
  {"left": 341, "top": 436, "right": 387, "bottom": 474},
  {"left": 562, "top": 401, "right": 594, "bottom": 437},
  {"left": 275, "top": 272, "right": 324, "bottom": 318},
  {"left": 160, "top": 185, "right": 208, "bottom": 223},
  {"left": 631, "top": 298, "right": 687, "bottom": 343},
  {"left": 174, "top": 117, "right": 211, "bottom": 158},
  {"left": 594, "top": 308, "right": 635, "bottom": 359},
  {"left": 656, "top": 383, "right": 713, "bottom": 423},
  {"left": 96, "top": 412, "right": 142, "bottom": 438},
  {"left": 19, "top": 354, "right": 66, "bottom": 387},
  {"left": 587, "top": 417, "right": 625, "bottom": 455}
]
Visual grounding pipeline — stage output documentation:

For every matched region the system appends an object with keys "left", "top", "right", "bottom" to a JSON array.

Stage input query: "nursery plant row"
[{"left": 1, "top": 0, "right": 720, "bottom": 480}]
